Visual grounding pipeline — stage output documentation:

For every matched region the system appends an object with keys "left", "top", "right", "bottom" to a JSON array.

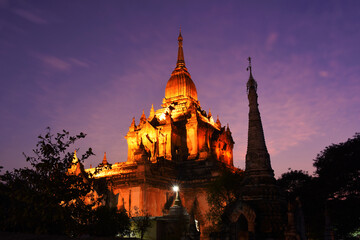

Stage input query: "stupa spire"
[
  {"left": 102, "top": 152, "right": 108, "bottom": 165},
  {"left": 148, "top": 104, "right": 155, "bottom": 120},
  {"left": 216, "top": 115, "right": 221, "bottom": 127},
  {"left": 245, "top": 57, "right": 273, "bottom": 177},
  {"left": 246, "top": 57, "right": 257, "bottom": 93},
  {"left": 176, "top": 29, "right": 186, "bottom": 69},
  {"left": 140, "top": 109, "right": 146, "bottom": 125}
]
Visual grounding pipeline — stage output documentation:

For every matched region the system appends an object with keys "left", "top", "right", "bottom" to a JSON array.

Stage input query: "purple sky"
[{"left": 1, "top": 0, "right": 359, "bottom": 177}]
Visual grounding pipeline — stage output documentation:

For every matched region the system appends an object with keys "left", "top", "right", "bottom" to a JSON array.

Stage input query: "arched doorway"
[
  {"left": 236, "top": 214, "right": 249, "bottom": 240},
  {"left": 228, "top": 201, "right": 256, "bottom": 240}
]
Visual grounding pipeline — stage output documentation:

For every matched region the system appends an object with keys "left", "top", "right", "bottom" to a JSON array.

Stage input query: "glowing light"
[
  {"left": 159, "top": 113, "right": 166, "bottom": 121},
  {"left": 173, "top": 185, "right": 179, "bottom": 192}
]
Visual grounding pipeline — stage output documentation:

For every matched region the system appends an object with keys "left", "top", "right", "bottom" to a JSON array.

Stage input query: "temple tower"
[
  {"left": 245, "top": 57, "right": 274, "bottom": 184},
  {"left": 124, "top": 31, "right": 234, "bottom": 165},
  {"left": 226, "top": 58, "right": 286, "bottom": 240},
  {"left": 241, "top": 57, "right": 286, "bottom": 239}
]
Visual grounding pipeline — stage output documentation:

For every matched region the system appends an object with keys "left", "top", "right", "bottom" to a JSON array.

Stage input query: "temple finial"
[
  {"left": 102, "top": 152, "right": 108, "bottom": 165},
  {"left": 246, "top": 57, "right": 257, "bottom": 93},
  {"left": 140, "top": 109, "right": 146, "bottom": 125},
  {"left": 149, "top": 104, "right": 155, "bottom": 120},
  {"left": 246, "top": 56, "right": 252, "bottom": 76},
  {"left": 176, "top": 29, "right": 185, "bottom": 68},
  {"left": 216, "top": 115, "right": 221, "bottom": 127}
]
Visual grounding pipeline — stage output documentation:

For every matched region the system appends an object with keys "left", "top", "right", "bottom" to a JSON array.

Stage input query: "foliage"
[
  {"left": 313, "top": 133, "right": 360, "bottom": 239},
  {"left": 277, "top": 133, "right": 360, "bottom": 239},
  {"left": 277, "top": 169, "right": 312, "bottom": 200},
  {"left": 314, "top": 133, "right": 360, "bottom": 200},
  {"left": 0, "top": 128, "right": 94, "bottom": 235},
  {"left": 0, "top": 128, "right": 130, "bottom": 237},
  {"left": 277, "top": 170, "right": 324, "bottom": 239},
  {"left": 89, "top": 206, "right": 130, "bottom": 237},
  {"left": 206, "top": 167, "right": 244, "bottom": 232},
  {"left": 131, "top": 206, "right": 152, "bottom": 240}
]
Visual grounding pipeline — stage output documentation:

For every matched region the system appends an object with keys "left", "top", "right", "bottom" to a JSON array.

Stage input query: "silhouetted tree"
[
  {"left": 206, "top": 167, "right": 244, "bottom": 234},
  {"left": 0, "top": 128, "right": 130, "bottom": 237},
  {"left": 277, "top": 170, "right": 324, "bottom": 239},
  {"left": 277, "top": 133, "right": 360, "bottom": 239},
  {"left": 313, "top": 133, "right": 360, "bottom": 239},
  {"left": 131, "top": 206, "right": 152, "bottom": 240},
  {"left": 89, "top": 206, "right": 130, "bottom": 237}
]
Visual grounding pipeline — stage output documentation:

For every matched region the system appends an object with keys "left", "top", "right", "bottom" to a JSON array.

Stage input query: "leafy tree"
[
  {"left": 314, "top": 133, "right": 360, "bottom": 200},
  {"left": 89, "top": 206, "right": 130, "bottom": 237},
  {"left": 277, "top": 169, "right": 312, "bottom": 200},
  {"left": 0, "top": 128, "right": 101, "bottom": 236},
  {"left": 206, "top": 167, "right": 244, "bottom": 233},
  {"left": 131, "top": 206, "right": 152, "bottom": 240},
  {"left": 277, "top": 170, "right": 324, "bottom": 239},
  {"left": 313, "top": 133, "right": 360, "bottom": 239},
  {"left": 277, "top": 133, "right": 360, "bottom": 239}
]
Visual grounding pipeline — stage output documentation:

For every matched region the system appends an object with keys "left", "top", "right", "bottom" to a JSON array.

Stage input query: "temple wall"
[
  {"left": 112, "top": 186, "right": 141, "bottom": 214},
  {"left": 186, "top": 121, "right": 198, "bottom": 158},
  {"left": 112, "top": 184, "right": 173, "bottom": 217},
  {"left": 143, "top": 185, "right": 170, "bottom": 216}
]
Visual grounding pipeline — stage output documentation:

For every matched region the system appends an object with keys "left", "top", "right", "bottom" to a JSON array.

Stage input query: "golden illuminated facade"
[
  {"left": 68, "top": 34, "right": 293, "bottom": 239},
  {"left": 70, "top": 32, "right": 236, "bottom": 235},
  {"left": 125, "top": 32, "right": 233, "bottom": 166}
]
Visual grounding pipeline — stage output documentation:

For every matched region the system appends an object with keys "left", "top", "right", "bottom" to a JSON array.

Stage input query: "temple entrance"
[{"left": 236, "top": 214, "right": 249, "bottom": 240}]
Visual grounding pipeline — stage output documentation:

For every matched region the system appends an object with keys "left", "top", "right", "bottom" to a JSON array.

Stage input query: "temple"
[
  {"left": 69, "top": 33, "right": 292, "bottom": 239},
  {"left": 70, "top": 31, "right": 236, "bottom": 234},
  {"left": 125, "top": 31, "right": 233, "bottom": 165}
]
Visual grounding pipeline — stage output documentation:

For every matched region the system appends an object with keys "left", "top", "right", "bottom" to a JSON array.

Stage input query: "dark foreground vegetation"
[
  {"left": 1, "top": 129, "right": 359, "bottom": 239},
  {"left": 277, "top": 133, "right": 360, "bottom": 239},
  {"left": 0, "top": 128, "right": 130, "bottom": 237}
]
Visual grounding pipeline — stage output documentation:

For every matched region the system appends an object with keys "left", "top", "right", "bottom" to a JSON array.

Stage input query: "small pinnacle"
[
  {"left": 102, "top": 152, "right": 108, "bottom": 165},
  {"left": 247, "top": 56, "right": 253, "bottom": 76}
]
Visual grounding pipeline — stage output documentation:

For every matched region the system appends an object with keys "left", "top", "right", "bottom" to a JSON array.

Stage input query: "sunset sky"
[{"left": 1, "top": 0, "right": 359, "bottom": 177}]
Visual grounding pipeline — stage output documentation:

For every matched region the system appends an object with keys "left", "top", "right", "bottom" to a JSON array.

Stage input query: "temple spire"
[
  {"left": 148, "top": 104, "right": 155, "bottom": 121},
  {"left": 102, "top": 152, "right": 108, "bottom": 165},
  {"left": 176, "top": 29, "right": 186, "bottom": 69},
  {"left": 216, "top": 115, "right": 221, "bottom": 127},
  {"left": 246, "top": 57, "right": 257, "bottom": 93},
  {"left": 140, "top": 109, "right": 146, "bottom": 125},
  {"left": 247, "top": 57, "right": 253, "bottom": 78},
  {"left": 245, "top": 57, "right": 273, "bottom": 177}
]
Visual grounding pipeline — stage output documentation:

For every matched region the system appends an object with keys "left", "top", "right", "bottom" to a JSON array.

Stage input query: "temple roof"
[{"left": 164, "top": 31, "right": 198, "bottom": 102}]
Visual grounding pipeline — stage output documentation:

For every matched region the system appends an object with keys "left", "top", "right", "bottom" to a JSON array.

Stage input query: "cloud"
[
  {"left": 38, "top": 55, "right": 71, "bottom": 71},
  {"left": 266, "top": 32, "right": 278, "bottom": 51},
  {"left": 69, "top": 58, "right": 90, "bottom": 68},
  {"left": 319, "top": 70, "right": 329, "bottom": 77},
  {"left": 31, "top": 52, "right": 90, "bottom": 72},
  {"left": 13, "top": 8, "right": 48, "bottom": 24}
]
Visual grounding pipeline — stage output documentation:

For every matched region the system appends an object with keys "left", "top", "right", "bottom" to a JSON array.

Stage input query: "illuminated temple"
[
  {"left": 69, "top": 31, "right": 293, "bottom": 239},
  {"left": 72, "top": 31, "right": 236, "bottom": 229}
]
